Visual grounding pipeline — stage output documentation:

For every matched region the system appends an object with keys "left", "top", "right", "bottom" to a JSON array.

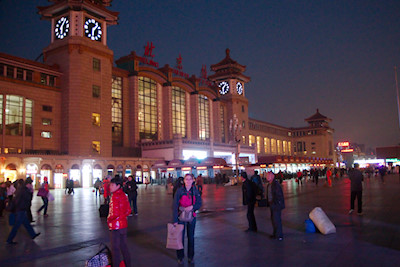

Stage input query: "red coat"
[{"left": 107, "top": 188, "right": 131, "bottom": 230}]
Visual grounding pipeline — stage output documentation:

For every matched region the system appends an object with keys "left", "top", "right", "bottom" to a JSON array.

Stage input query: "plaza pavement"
[{"left": 1, "top": 174, "right": 400, "bottom": 267}]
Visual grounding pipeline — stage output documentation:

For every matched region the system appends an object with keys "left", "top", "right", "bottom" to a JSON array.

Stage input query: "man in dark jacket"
[
  {"left": 349, "top": 163, "right": 364, "bottom": 215},
  {"left": 251, "top": 170, "right": 264, "bottom": 198},
  {"left": 6, "top": 179, "right": 40, "bottom": 245},
  {"left": 266, "top": 171, "right": 285, "bottom": 240},
  {"left": 124, "top": 175, "right": 138, "bottom": 215},
  {"left": 242, "top": 172, "right": 257, "bottom": 232}
]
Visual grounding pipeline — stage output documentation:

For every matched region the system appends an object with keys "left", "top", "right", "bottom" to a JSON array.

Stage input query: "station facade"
[{"left": 0, "top": 0, "right": 335, "bottom": 187}]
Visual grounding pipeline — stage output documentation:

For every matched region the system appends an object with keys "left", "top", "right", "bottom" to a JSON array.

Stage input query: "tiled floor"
[{"left": 1, "top": 174, "right": 399, "bottom": 266}]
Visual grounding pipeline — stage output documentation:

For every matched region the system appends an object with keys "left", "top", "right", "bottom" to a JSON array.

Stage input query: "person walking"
[
  {"left": 124, "top": 175, "right": 138, "bottom": 215},
  {"left": 173, "top": 174, "right": 202, "bottom": 264},
  {"left": 313, "top": 169, "right": 319, "bottom": 186},
  {"left": 379, "top": 166, "right": 387, "bottom": 184},
  {"left": 94, "top": 178, "right": 102, "bottom": 197},
  {"left": 0, "top": 182, "right": 7, "bottom": 217},
  {"left": 103, "top": 176, "right": 111, "bottom": 204},
  {"left": 107, "top": 177, "right": 132, "bottom": 267},
  {"left": 349, "top": 163, "right": 364, "bottom": 215},
  {"left": 296, "top": 170, "right": 303, "bottom": 185},
  {"left": 25, "top": 177, "right": 34, "bottom": 222},
  {"left": 266, "top": 171, "right": 285, "bottom": 241},
  {"left": 251, "top": 170, "right": 264, "bottom": 198},
  {"left": 6, "top": 181, "right": 16, "bottom": 201},
  {"left": 241, "top": 172, "right": 257, "bottom": 232},
  {"left": 326, "top": 168, "right": 332, "bottom": 187},
  {"left": 37, "top": 177, "right": 49, "bottom": 217},
  {"left": 6, "top": 179, "right": 40, "bottom": 245},
  {"left": 195, "top": 174, "right": 204, "bottom": 195}
]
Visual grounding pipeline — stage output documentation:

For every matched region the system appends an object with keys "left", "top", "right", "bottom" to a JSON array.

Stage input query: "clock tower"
[
  {"left": 209, "top": 49, "right": 251, "bottom": 143},
  {"left": 38, "top": 0, "right": 118, "bottom": 157}
]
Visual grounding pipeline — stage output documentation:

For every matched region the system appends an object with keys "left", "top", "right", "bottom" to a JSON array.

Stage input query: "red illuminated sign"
[
  {"left": 338, "top": 142, "right": 349, "bottom": 147},
  {"left": 144, "top": 42, "right": 155, "bottom": 58},
  {"left": 341, "top": 149, "right": 354, "bottom": 153},
  {"left": 176, "top": 54, "right": 183, "bottom": 70}
]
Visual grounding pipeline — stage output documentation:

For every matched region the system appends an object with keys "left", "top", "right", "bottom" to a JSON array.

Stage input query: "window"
[
  {"left": 16, "top": 68, "right": 23, "bottom": 80},
  {"left": 42, "top": 118, "right": 52, "bottom": 126},
  {"left": 5, "top": 95, "right": 23, "bottom": 135},
  {"left": 242, "top": 135, "right": 246, "bottom": 145},
  {"left": 41, "top": 131, "right": 52, "bottom": 138},
  {"left": 25, "top": 99, "right": 32, "bottom": 136},
  {"left": 92, "top": 141, "right": 100, "bottom": 154},
  {"left": 93, "top": 58, "right": 101, "bottom": 71},
  {"left": 112, "top": 76, "right": 123, "bottom": 145},
  {"left": 242, "top": 105, "right": 245, "bottom": 113},
  {"left": 264, "top": 137, "right": 270, "bottom": 153},
  {"left": 6, "top": 65, "right": 14, "bottom": 78},
  {"left": 26, "top": 70, "right": 33, "bottom": 81},
  {"left": 42, "top": 105, "right": 52, "bottom": 112},
  {"left": 242, "top": 121, "right": 245, "bottom": 129},
  {"left": 249, "top": 135, "right": 255, "bottom": 146},
  {"left": 256, "top": 136, "right": 261, "bottom": 153},
  {"left": 49, "top": 76, "right": 55, "bottom": 86},
  {"left": 288, "top": 141, "right": 292, "bottom": 154},
  {"left": 198, "top": 95, "right": 210, "bottom": 140},
  {"left": 220, "top": 105, "right": 225, "bottom": 143},
  {"left": 283, "top": 141, "right": 287, "bottom": 155},
  {"left": 138, "top": 76, "right": 157, "bottom": 140},
  {"left": 93, "top": 85, "right": 101, "bottom": 98},
  {"left": 92, "top": 113, "right": 101, "bottom": 126},
  {"left": 172, "top": 86, "right": 186, "bottom": 138},
  {"left": 271, "top": 138, "right": 276, "bottom": 154},
  {"left": 277, "top": 140, "right": 282, "bottom": 154},
  {"left": 40, "top": 73, "right": 47, "bottom": 85},
  {"left": 0, "top": 63, "right": 4, "bottom": 76}
]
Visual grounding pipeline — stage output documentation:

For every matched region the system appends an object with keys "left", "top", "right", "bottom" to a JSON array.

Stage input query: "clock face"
[
  {"left": 84, "top": 18, "right": 102, "bottom": 41},
  {"left": 219, "top": 81, "right": 230, "bottom": 95},
  {"left": 55, "top": 16, "right": 69, "bottom": 40},
  {"left": 236, "top": 82, "right": 243, "bottom": 95}
]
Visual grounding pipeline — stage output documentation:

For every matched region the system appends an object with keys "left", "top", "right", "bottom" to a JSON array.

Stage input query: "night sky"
[{"left": 1, "top": 0, "right": 400, "bottom": 151}]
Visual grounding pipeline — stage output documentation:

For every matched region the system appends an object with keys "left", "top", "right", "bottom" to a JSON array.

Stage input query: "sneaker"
[
  {"left": 357, "top": 212, "right": 363, "bottom": 216},
  {"left": 348, "top": 209, "right": 354, "bottom": 214},
  {"left": 32, "top": 233, "right": 41, "bottom": 240},
  {"left": 134, "top": 213, "right": 138, "bottom": 216},
  {"left": 128, "top": 214, "right": 133, "bottom": 217},
  {"left": 278, "top": 237, "right": 283, "bottom": 241},
  {"left": 177, "top": 259, "right": 183, "bottom": 265},
  {"left": 44, "top": 214, "right": 49, "bottom": 217},
  {"left": 188, "top": 258, "right": 194, "bottom": 264}
]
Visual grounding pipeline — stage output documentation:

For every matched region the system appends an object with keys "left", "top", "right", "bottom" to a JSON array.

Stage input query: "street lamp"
[{"left": 229, "top": 114, "right": 242, "bottom": 181}]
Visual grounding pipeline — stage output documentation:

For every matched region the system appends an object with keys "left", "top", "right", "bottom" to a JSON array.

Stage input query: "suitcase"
[{"left": 99, "top": 204, "right": 109, "bottom": 217}]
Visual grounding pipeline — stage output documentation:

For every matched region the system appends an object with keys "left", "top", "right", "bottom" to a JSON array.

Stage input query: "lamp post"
[{"left": 229, "top": 114, "right": 242, "bottom": 181}]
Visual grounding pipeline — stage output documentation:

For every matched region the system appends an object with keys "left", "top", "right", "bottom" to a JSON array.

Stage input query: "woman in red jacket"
[{"left": 108, "top": 177, "right": 132, "bottom": 267}]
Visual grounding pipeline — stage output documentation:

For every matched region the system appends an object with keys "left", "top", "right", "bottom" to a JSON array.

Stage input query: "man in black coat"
[
  {"left": 266, "top": 171, "right": 285, "bottom": 240},
  {"left": 124, "top": 175, "right": 138, "bottom": 215},
  {"left": 6, "top": 179, "right": 40, "bottom": 245},
  {"left": 349, "top": 163, "right": 364, "bottom": 215},
  {"left": 242, "top": 172, "right": 257, "bottom": 232}
]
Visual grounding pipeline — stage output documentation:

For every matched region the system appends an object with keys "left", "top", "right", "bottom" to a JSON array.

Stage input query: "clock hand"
[
  {"left": 92, "top": 24, "right": 98, "bottom": 37},
  {"left": 60, "top": 19, "right": 65, "bottom": 33}
]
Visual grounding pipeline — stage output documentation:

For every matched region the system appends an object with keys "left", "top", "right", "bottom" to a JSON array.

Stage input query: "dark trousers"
[
  {"left": 270, "top": 207, "right": 283, "bottom": 238},
  {"left": 128, "top": 194, "right": 138, "bottom": 214},
  {"left": 110, "top": 228, "right": 131, "bottom": 267},
  {"left": 247, "top": 202, "right": 257, "bottom": 231},
  {"left": 38, "top": 196, "right": 48, "bottom": 215},
  {"left": 0, "top": 200, "right": 5, "bottom": 217},
  {"left": 177, "top": 219, "right": 196, "bottom": 260},
  {"left": 350, "top": 190, "right": 362, "bottom": 213},
  {"left": 7, "top": 211, "right": 37, "bottom": 242},
  {"left": 26, "top": 206, "right": 33, "bottom": 222}
]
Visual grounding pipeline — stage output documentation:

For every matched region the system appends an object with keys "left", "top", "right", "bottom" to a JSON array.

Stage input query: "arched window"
[
  {"left": 138, "top": 77, "right": 158, "bottom": 140},
  {"left": 198, "top": 95, "right": 209, "bottom": 140},
  {"left": 171, "top": 86, "right": 186, "bottom": 137}
]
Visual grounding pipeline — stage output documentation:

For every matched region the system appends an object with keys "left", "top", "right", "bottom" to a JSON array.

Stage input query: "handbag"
[
  {"left": 178, "top": 188, "right": 194, "bottom": 222},
  {"left": 85, "top": 243, "right": 111, "bottom": 267},
  {"left": 37, "top": 188, "right": 47, "bottom": 197},
  {"left": 48, "top": 192, "right": 55, "bottom": 201},
  {"left": 166, "top": 223, "right": 184, "bottom": 250}
]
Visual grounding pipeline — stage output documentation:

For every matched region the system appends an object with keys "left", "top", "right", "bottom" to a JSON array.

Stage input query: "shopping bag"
[
  {"left": 309, "top": 207, "right": 336, "bottom": 235},
  {"left": 48, "top": 192, "right": 55, "bottom": 201},
  {"left": 166, "top": 223, "right": 184, "bottom": 250},
  {"left": 37, "top": 188, "right": 48, "bottom": 197},
  {"left": 85, "top": 243, "right": 111, "bottom": 267}
]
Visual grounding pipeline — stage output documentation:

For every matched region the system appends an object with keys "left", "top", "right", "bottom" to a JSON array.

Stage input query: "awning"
[
  {"left": 168, "top": 159, "right": 184, "bottom": 167},
  {"left": 152, "top": 160, "right": 167, "bottom": 168},
  {"left": 183, "top": 158, "right": 201, "bottom": 167},
  {"left": 200, "top": 157, "right": 227, "bottom": 167}
]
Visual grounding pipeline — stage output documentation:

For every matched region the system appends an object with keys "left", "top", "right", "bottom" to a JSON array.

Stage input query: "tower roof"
[
  {"left": 208, "top": 49, "right": 250, "bottom": 82},
  {"left": 38, "top": 0, "right": 119, "bottom": 25},
  {"left": 305, "top": 109, "right": 332, "bottom": 122}
]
